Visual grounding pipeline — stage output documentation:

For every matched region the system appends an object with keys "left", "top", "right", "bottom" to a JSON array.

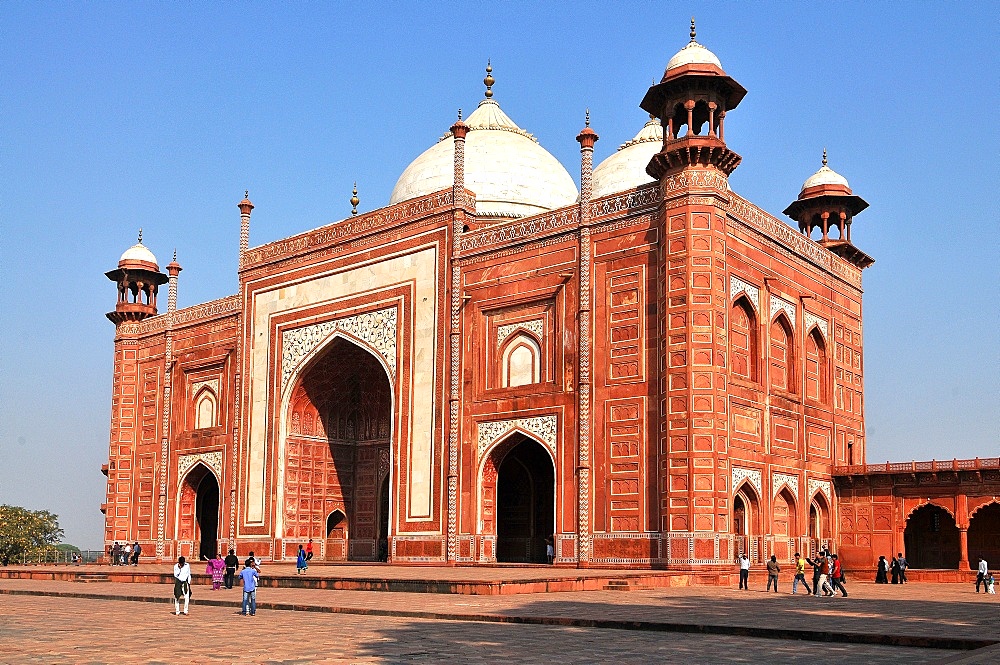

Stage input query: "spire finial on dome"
[
  {"left": 822, "top": 148, "right": 828, "bottom": 167},
  {"left": 585, "top": 108, "right": 590, "bottom": 127},
  {"left": 690, "top": 17, "right": 697, "bottom": 42},
  {"left": 173, "top": 248, "right": 177, "bottom": 261},
  {"left": 350, "top": 182, "right": 359, "bottom": 216},
  {"left": 484, "top": 60, "right": 494, "bottom": 99},
  {"left": 245, "top": 189, "right": 249, "bottom": 198},
  {"left": 457, "top": 108, "right": 462, "bottom": 121},
  {"left": 137, "top": 228, "right": 143, "bottom": 244}
]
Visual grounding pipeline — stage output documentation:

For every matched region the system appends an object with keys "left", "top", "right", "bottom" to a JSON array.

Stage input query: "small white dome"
[
  {"left": 665, "top": 40, "right": 722, "bottom": 71},
  {"left": 120, "top": 241, "right": 158, "bottom": 267},
  {"left": 800, "top": 165, "right": 850, "bottom": 193},
  {"left": 591, "top": 118, "right": 663, "bottom": 198},
  {"left": 390, "top": 98, "right": 578, "bottom": 218}
]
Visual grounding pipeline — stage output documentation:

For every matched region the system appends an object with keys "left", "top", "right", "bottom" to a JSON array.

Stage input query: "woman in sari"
[
  {"left": 206, "top": 554, "right": 225, "bottom": 590},
  {"left": 875, "top": 555, "right": 889, "bottom": 583}
]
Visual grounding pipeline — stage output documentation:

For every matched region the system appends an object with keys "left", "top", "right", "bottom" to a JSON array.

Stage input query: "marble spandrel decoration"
[
  {"left": 178, "top": 451, "right": 223, "bottom": 482},
  {"left": 477, "top": 415, "right": 557, "bottom": 458},
  {"left": 732, "top": 467, "right": 762, "bottom": 496}
]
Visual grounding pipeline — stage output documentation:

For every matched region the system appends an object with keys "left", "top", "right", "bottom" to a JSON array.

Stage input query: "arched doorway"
[
  {"left": 809, "top": 493, "right": 831, "bottom": 552},
  {"left": 179, "top": 464, "right": 220, "bottom": 560},
  {"left": 733, "top": 484, "right": 760, "bottom": 560},
  {"left": 904, "top": 504, "right": 960, "bottom": 569},
  {"left": 487, "top": 436, "right": 554, "bottom": 564},
  {"left": 968, "top": 502, "right": 1000, "bottom": 569},
  {"left": 773, "top": 488, "right": 796, "bottom": 561},
  {"left": 285, "top": 336, "right": 392, "bottom": 562}
]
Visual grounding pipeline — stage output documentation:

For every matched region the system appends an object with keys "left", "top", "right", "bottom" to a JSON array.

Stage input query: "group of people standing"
[
  {"left": 171, "top": 550, "right": 261, "bottom": 616},
  {"left": 736, "top": 550, "right": 847, "bottom": 597},
  {"left": 108, "top": 541, "right": 141, "bottom": 566},
  {"left": 874, "top": 553, "right": 908, "bottom": 584}
]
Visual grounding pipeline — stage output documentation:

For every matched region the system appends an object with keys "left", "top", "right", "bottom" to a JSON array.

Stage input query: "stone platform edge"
[
  {"left": 0, "top": 569, "right": 731, "bottom": 595},
  {"left": 0, "top": 587, "right": 991, "bottom": 653}
]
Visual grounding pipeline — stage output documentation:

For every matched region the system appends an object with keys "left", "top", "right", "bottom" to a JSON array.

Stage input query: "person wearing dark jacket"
[
  {"left": 223, "top": 549, "right": 240, "bottom": 589},
  {"left": 806, "top": 552, "right": 825, "bottom": 596},
  {"left": 766, "top": 555, "right": 781, "bottom": 592}
]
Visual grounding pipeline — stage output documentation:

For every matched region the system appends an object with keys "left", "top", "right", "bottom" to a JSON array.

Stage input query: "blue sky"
[{"left": 1, "top": 2, "right": 997, "bottom": 548}]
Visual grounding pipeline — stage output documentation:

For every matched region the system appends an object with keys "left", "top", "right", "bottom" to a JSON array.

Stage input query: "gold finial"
[
  {"left": 350, "top": 182, "right": 359, "bottom": 216},
  {"left": 585, "top": 108, "right": 590, "bottom": 127},
  {"left": 690, "top": 17, "right": 697, "bottom": 42},
  {"left": 137, "top": 228, "right": 143, "bottom": 244},
  {"left": 484, "top": 60, "right": 494, "bottom": 99},
  {"left": 822, "top": 148, "right": 828, "bottom": 167}
]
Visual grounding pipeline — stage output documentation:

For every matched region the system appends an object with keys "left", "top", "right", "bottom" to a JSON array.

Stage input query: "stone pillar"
[
  {"left": 576, "top": 116, "right": 598, "bottom": 565},
  {"left": 238, "top": 192, "right": 254, "bottom": 258},
  {"left": 446, "top": 114, "right": 468, "bottom": 563},
  {"left": 959, "top": 528, "right": 969, "bottom": 570},
  {"left": 154, "top": 255, "right": 182, "bottom": 561}
]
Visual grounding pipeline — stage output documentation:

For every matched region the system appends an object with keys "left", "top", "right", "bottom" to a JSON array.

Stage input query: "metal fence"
[{"left": 8, "top": 549, "right": 105, "bottom": 565}]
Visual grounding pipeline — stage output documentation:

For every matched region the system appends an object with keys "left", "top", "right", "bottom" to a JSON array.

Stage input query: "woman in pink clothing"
[{"left": 206, "top": 555, "right": 225, "bottom": 590}]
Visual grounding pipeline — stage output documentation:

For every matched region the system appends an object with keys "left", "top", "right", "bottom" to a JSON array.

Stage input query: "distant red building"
[{"left": 101, "top": 25, "right": 996, "bottom": 571}]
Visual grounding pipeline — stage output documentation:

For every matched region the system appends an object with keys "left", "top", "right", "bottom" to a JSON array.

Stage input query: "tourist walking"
[
  {"left": 111, "top": 542, "right": 120, "bottom": 566},
  {"left": 545, "top": 536, "right": 554, "bottom": 564},
  {"left": 206, "top": 554, "right": 225, "bottom": 590},
  {"left": 806, "top": 553, "right": 824, "bottom": 595},
  {"left": 239, "top": 561, "right": 259, "bottom": 616},
  {"left": 897, "top": 552, "right": 908, "bottom": 583},
  {"left": 173, "top": 556, "right": 192, "bottom": 615},
  {"left": 985, "top": 573, "right": 996, "bottom": 594},
  {"left": 792, "top": 552, "right": 812, "bottom": 595},
  {"left": 131, "top": 542, "right": 141, "bottom": 566},
  {"left": 123, "top": 543, "right": 132, "bottom": 566},
  {"left": 737, "top": 553, "right": 750, "bottom": 590},
  {"left": 890, "top": 555, "right": 901, "bottom": 584},
  {"left": 975, "top": 557, "right": 988, "bottom": 593},
  {"left": 766, "top": 555, "right": 780, "bottom": 592},
  {"left": 296, "top": 546, "right": 308, "bottom": 574},
  {"left": 223, "top": 549, "right": 239, "bottom": 589},
  {"left": 875, "top": 555, "right": 889, "bottom": 583},
  {"left": 829, "top": 554, "right": 848, "bottom": 597},
  {"left": 305, "top": 539, "right": 314, "bottom": 562}
]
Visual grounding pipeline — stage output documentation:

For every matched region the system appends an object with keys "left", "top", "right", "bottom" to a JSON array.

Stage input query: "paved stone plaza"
[{"left": 1, "top": 574, "right": 997, "bottom": 663}]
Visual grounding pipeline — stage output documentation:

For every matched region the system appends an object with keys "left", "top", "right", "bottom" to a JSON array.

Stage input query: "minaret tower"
[
  {"left": 783, "top": 150, "right": 874, "bottom": 268},
  {"left": 640, "top": 19, "right": 746, "bottom": 178},
  {"left": 105, "top": 230, "right": 169, "bottom": 325},
  {"left": 640, "top": 21, "right": 746, "bottom": 553}
]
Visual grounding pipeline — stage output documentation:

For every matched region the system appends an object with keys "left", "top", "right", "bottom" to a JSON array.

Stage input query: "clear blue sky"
[{"left": 1, "top": 3, "right": 997, "bottom": 548}]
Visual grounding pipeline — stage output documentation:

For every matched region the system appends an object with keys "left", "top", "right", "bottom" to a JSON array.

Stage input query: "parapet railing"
[{"left": 834, "top": 457, "right": 1000, "bottom": 475}]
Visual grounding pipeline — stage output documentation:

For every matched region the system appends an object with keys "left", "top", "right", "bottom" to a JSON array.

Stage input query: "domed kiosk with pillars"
[{"left": 99, "top": 23, "right": 996, "bottom": 575}]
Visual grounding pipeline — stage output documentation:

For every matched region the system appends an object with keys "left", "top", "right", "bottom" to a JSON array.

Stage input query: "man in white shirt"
[
  {"left": 737, "top": 554, "right": 751, "bottom": 590},
  {"left": 976, "top": 557, "right": 989, "bottom": 593},
  {"left": 173, "top": 556, "right": 192, "bottom": 615}
]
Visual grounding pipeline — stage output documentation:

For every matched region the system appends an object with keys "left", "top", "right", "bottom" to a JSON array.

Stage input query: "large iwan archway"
[
  {"left": 968, "top": 502, "right": 1000, "bottom": 569},
  {"left": 482, "top": 434, "right": 554, "bottom": 564},
  {"left": 178, "top": 463, "right": 219, "bottom": 560},
  {"left": 285, "top": 336, "right": 392, "bottom": 562}
]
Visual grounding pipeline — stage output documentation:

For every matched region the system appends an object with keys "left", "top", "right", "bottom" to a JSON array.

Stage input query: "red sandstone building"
[{"left": 101, "top": 27, "right": 998, "bottom": 570}]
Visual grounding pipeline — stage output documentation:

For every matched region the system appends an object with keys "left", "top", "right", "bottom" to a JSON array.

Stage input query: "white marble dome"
[
  {"left": 390, "top": 98, "right": 578, "bottom": 218},
  {"left": 800, "top": 165, "right": 850, "bottom": 193},
  {"left": 119, "top": 241, "right": 158, "bottom": 267},
  {"left": 665, "top": 40, "right": 722, "bottom": 71},
  {"left": 591, "top": 117, "right": 663, "bottom": 199}
]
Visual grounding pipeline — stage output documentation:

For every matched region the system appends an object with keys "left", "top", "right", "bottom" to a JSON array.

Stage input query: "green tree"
[{"left": 0, "top": 505, "right": 64, "bottom": 566}]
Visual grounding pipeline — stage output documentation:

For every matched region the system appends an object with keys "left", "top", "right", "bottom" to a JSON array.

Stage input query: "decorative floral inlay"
[
  {"left": 190, "top": 378, "right": 219, "bottom": 397},
  {"left": 477, "top": 415, "right": 557, "bottom": 458},
  {"left": 281, "top": 307, "right": 397, "bottom": 394},
  {"left": 730, "top": 276, "right": 760, "bottom": 312},
  {"left": 772, "top": 472, "right": 799, "bottom": 497},
  {"left": 770, "top": 295, "right": 796, "bottom": 327},
  {"left": 803, "top": 312, "right": 829, "bottom": 339},
  {"left": 178, "top": 451, "right": 223, "bottom": 481},
  {"left": 497, "top": 319, "right": 544, "bottom": 346},
  {"left": 732, "top": 467, "right": 762, "bottom": 496},
  {"left": 808, "top": 478, "right": 832, "bottom": 501}
]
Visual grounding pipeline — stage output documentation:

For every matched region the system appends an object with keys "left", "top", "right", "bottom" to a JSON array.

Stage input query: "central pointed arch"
[
  {"left": 278, "top": 333, "right": 395, "bottom": 562},
  {"left": 479, "top": 432, "right": 556, "bottom": 563},
  {"left": 176, "top": 462, "right": 220, "bottom": 560}
]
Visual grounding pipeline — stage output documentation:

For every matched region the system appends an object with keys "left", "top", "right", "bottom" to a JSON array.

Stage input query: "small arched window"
[
  {"left": 804, "top": 329, "right": 827, "bottom": 402},
  {"left": 769, "top": 316, "right": 793, "bottom": 392},
  {"left": 501, "top": 333, "right": 541, "bottom": 388},
  {"left": 730, "top": 297, "right": 757, "bottom": 381},
  {"left": 194, "top": 390, "right": 216, "bottom": 429}
]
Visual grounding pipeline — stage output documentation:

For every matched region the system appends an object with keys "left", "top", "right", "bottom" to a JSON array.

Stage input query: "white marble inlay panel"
[
  {"left": 772, "top": 472, "right": 799, "bottom": 497},
  {"left": 808, "top": 478, "right": 832, "bottom": 501},
  {"left": 178, "top": 451, "right": 223, "bottom": 482},
  {"left": 477, "top": 415, "right": 557, "bottom": 458},
  {"left": 497, "top": 319, "right": 544, "bottom": 346},
  {"left": 803, "top": 312, "right": 829, "bottom": 339},
  {"left": 732, "top": 467, "right": 762, "bottom": 496},
  {"left": 729, "top": 276, "right": 760, "bottom": 312},
  {"left": 770, "top": 295, "right": 796, "bottom": 327},
  {"left": 190, "top": 378, "right": 220, "bottom": 397},
  {"left": 281, "top": 307, "right": 397, "bottom": 394}
]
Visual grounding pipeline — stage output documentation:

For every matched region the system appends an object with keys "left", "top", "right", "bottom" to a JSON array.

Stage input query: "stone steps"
[
  {"left": 75, "top": 574, "right": 110, "bottom": 583},
  {"left": 603, "top": 579, "right": 653, "bottom": 591}
]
